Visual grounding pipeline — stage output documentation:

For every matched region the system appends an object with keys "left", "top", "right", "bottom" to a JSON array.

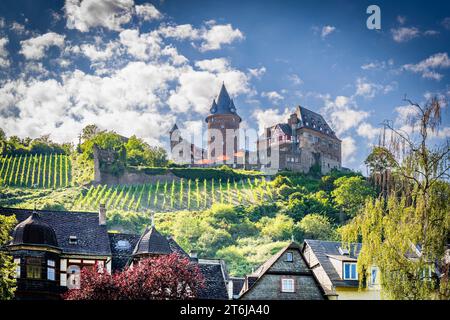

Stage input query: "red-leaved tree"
[{"left": 63, "top": 254, "right": 205, "bottom": 300}]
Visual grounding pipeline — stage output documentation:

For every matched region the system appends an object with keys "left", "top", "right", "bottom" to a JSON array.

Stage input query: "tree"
[
  {"left": 0, "top": 214, "right": 17, "bottom": 299},
  {"left": 64, "top": 254, "right": 204, "bottom": 300},
  {"left": 295, "top": 213, "right": 337, "bottom": 241},
  {"left": 257, "top": 214, "right": 295, "bottom": 241},
  {"left": 332, "top": 176, "right": 375, "bottom": 217},
  {"left": 81, "top": 124, "right": 102, "bottom": 142},
  {"left": 341, "top": 96, "right": 450, "bottom": 299}
]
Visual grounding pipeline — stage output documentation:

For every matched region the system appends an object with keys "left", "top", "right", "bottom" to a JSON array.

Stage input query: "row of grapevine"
[
  {"left": 73, "top": 177, "right": 274, "bottom": 212},
  {"left": 0, "top": 154, "right": 71, "bottom": 188}
]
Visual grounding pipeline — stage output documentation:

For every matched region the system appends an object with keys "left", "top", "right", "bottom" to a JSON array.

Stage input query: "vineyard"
[
  {"left": 0, "top": 154, "right": 71, "bottom": 188},
  {"left": 73, "top": 177, "right": 274, "bottom": 212}
]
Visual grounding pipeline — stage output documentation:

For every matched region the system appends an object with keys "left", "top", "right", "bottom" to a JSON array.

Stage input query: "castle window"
[
  {"left": 26, "top": 257, "right": 42, "bottom": 279},
  {"left": 281, "top": 278, "right": 295, "bottom": 293},
  {"left": 47, "top": 260, "right": 55, "bottom": 281}
]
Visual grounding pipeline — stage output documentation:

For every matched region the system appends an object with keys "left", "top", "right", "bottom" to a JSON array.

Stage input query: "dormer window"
[
  {"left": 343, "top": 262, "right": 358, "bottom": 280},
  {"left": 338, "top": 246, "right": 349, "bottom": 255},
  {"left": 116, "top": 240, "right": 131, "bottom": 250},
  {"left": 285, "top": 252, "right": 294, "bottom": 262},
  {"left": 69, "top": 236, "right": 78, "bottom": 245}
]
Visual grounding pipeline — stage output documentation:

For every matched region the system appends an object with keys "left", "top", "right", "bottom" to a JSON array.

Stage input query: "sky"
[{"left": 0, "top": 0, "right": 449, "bottom": 172}]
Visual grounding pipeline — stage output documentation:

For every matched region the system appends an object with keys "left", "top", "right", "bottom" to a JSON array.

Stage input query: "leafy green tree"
[
  {"left": 257, "top": 214, "right": 294, "bottom": 241},
  {"left": 332, "top": 176, "right": 375, "bottom": 217},
  {"left": 0, "top": 214, "right": 17, "bottom": 299},
  {"left": 296, "top": 213, "right": 337, "bottom": 241},
  {"left": 342, "top": 97, "right": 450, "bottom": 300},
  {"left": 81, "top": 124, "right": 102, "bottom": 142}
]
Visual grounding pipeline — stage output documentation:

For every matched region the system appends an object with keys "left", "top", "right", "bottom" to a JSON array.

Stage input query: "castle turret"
[{"left": 205, "top": 83, "right": 241, "bottom": 164}]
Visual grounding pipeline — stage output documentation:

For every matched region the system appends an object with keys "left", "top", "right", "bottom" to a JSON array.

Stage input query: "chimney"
[
  {"left": 190, "top": 251, "right": 198, "bottom": 262},
  {"left": 99, "top": 203, "right": 106, "bottom": 226}
]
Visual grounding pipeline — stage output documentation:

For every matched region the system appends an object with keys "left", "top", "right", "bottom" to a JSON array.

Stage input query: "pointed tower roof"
[
  {"left": 132, "top": 225, "right": 173, "bottom": 256},
  {"left": 169, "top": 123, "right": 179, "bottom": 134},
  {"left": 206, "top": 83, "right": 241, "bottom": 122},
  {"left": 11, "top": 210, "right": 58, "bottom": 247}
]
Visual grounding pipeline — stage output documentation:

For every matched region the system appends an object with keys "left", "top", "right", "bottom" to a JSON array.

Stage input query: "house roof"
[
  {"left": 11, "top": 210, "right": 58, "bottom": 248},
  {"left": 303, "top": 239, "right": 361, "bottom": 288},
  {"left": 1, "top": 207, "right": 111, "bottom": 256},
  {"left": 197, "top": 262, "right": 229, "bottom": 300},
  {"left": 133, "top": 226, "right": 173, "bottom": 256},
  {"left": 108, "top": 232, "right": 140, "bottom": 271},
  {"left": 230, "top": 277, "right": 245, "bottom": 297},
  {"left": 295, "top": 106, "right": 337, "bottom": 139}
]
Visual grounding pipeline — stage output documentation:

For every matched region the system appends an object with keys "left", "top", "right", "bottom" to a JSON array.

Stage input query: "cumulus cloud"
[
  {"left": 357, "top": 122, "right": 381, "bottom": 140},
  {"left": 64, "top": 0, "right": 134, "bottom": 32},
  {"left": 354, "top": 78, "right": 396, "bottom": 99},
  {"left": 341, "top": 136, "right": 357, "bottom": 164},
  {"left": 10, "top": 22, "right": 29, "bottom": 35},
  {"left": 320, "top": 95, "right": 369, "bottom": 135},
  {"left": 195, "top": 58, "right": 230, "bottom": 73},
  {"left": 158, "top": 22, "right": 244, "bottom": 52},
  {"left": 20, "top": 32, "right": 65, "bottom": 60},
  {"left": 135, "top": 3, "right": 161, "bottom": 21},
  {"left": 321, "top": 25, "right": 336, "bottom": 38},
  {"left": 403, "top": 52, "right": 450, "bottom": 81},
  {"left": 261, "top": 91, "right": 284, "bottom": 103},
  {"left": 119, "top": 29, "right": 162, "bottom": 60},
  {"left": 288, "top": 73, "right": 303, "bottom": 85},
  {"left": 248, "top": 66, "right": 266, "bottom": 79},
  {"left": 0, "top": 37, "right": 10, "bottom": 68},
  {"left": 252, "top": 107, "right": 292, "bottom": 135}
]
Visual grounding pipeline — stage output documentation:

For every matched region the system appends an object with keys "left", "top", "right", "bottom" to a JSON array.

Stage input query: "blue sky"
[{"left": 0, "top": 0, "right": 449, "bottom": 171}]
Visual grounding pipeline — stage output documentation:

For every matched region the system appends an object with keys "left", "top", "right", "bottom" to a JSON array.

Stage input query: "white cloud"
[
  {"left": 64, "top": 0, "right": 134, "bottom": 32},
  {"left": 261, "top": 91, "right": 284, "bottom": 103},
  {"left": 0, "top": 37, "right": 10, "bottom": 68},
  {"left": 361, "top": 59, "right": 394, "bottom": 70},
  {"left": 10, "top": 22, "right": 29, "bottom": 35},
  {"left": 288, "top": 73, "right": 303, "bottom": 85},
  {"left": 119, "top": 29, "right": 162, "bottom": 60},
  {"left": 321, "top": 25, "right": 336, "bottom": 38},
  {"left": 391, "top": 27, "right": 420, "bottom": 42},
  {"left": 403, "top": 52, "right": 450, "bottom": 81},
  {"left": 357, "top": 122, "right": 381, "bottom": 140},
  {"left": 248, "top": 66, "right": 266, "bottom": 79},
  {"left": 20, "top": 32, "right": 65, "bottom": 60},
  {"left": 341, "top": 136, "right": 357, "bottom": 164},
  {"left": 320, "top": 95, "right": 369, "bottom": 135},
  {"left": 397, "top": 15, "right": 406, "bottom": 25},
  {"left": 79, "top": 41, "right": 119, "bottom": 61},
  {"left": 158, "top": 22, "right": 244, "bottom": 52},
  {"left": 354, "top": 78, "right": 396, "bottom": 99},
  {"left": 135, "top": 3, "right": 161, "bottom": 21},
  {"left": 195, "top": 58, "right": 230, "bottom": 73},
  {"left": 252, "top": 107, "right": 292, "bottom": 135}
]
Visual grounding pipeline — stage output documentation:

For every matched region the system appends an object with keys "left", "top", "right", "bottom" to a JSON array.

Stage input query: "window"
[
  {"left": 69, "top": 236, "right": 78, "bottom": 245},
  {"left": 281, "top": 278, "right": 295, "bottom": 293},
  {"left": 14, "top": 258, "right": 20, "bottom": 278},
  {"left": 47, "top": 259, "right": 55, "bottom": 281},
  {"left": 26, "top": 257, "right": 42, "bottom": 279},
  {"left": 343, "top": 262, "right": 358, "bottom": 280},
  {"left": 285, "top": 252, "right": 294, "bottom": 262}
]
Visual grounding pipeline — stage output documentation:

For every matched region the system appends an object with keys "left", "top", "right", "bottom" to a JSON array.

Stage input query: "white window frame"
[
  {"left": 281, "top": 278, "right": 295, "bottom": 293},
  {"left": 343, "top": 262, "right": 358, "bottom": 280},
  {"left": 14, "top": 258, "right": 21, "bottom": 278},
  {"left": 47, "top": 267, "right": 55, "bottom": 281}
]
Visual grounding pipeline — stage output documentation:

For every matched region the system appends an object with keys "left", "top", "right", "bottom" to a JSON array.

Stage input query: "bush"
[{"left": 295, "top": 213, "right": 337, "bottom": 241}]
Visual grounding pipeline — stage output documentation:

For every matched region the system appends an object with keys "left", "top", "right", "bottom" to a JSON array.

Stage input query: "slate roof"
[
  {"left": 230, "top": 277, "right": 245, "bottom": 297},
  {"left": 133, "top": 226, "right": 173, "bottom": 256},
  {"left": 197, "top": 261, "right": 230, "bottom": 300},
  {"left": 108, "top": 233, "right": 140, "bottom": 271},
  {"left": 303, "top": 239, "right": 362, "bottom": 288},
  {"left": 11, "top": 211, "right": 59, "bottom": 247},
  {"left": 1, "top": 207, "right": 111, "bottom": 256},
  {"left": 206, "top": 83, "right": 241, "bottom": 122},
  {"left": 295, "top": 106, "right": 337, "bottom": 139}
]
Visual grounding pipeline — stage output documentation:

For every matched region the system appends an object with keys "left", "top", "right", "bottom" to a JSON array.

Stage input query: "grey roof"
[
  {"left": 11, "top": 211, "right": 58, "bottom": 247},
  {"left": 303, "top": 239, "right": 361, "bottom": 288},
  {"left": 1, "top": 207, "right": 111, "bottom": 256},
  {"left": 197, "top": 263, "right": 229, "bottom": 300},
  {"left": 108, "top": 232, "right": 140, "bottom": 271},
  {"left": 133, "top": 226, "right": 173, "bottom": 256},
  {"left": 169, "top": 123, "right": 179, "bottom": 133},
  {"left": 230, "top": 277, "right": 245, "bottom": 297},
  {"left": 206, "top": 83, "right": 241, "bottom": 122},
  {"left": 276, "top": 123, "right": 292, "bottom": 135},
  {"left": 295, "top": 106, "right": 337, "bottom": 138}
]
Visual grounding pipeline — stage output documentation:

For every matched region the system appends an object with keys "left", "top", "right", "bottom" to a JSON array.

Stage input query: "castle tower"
[{"left": 205, "top": 83, "right": 241, "bottom": 164}]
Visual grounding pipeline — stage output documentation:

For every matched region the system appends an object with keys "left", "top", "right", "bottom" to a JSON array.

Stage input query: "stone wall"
[{"left": 96, "top": 170, "right": 179, "bottom": 186}]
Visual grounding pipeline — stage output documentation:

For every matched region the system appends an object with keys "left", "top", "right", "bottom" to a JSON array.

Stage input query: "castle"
[{"left": 169, "top": 83, "right": 341, "bottom": 174}]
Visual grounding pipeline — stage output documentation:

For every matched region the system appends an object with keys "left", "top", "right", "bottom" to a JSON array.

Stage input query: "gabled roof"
[
  {"left": 197, "top": 262, "right": 230, "bottom": 300},
  {"left": 133, "top": 226, "right": 173, "bottom": 256},
  {"left": 108, "top": 232, "right": 140, "bottom": 272},
  {"left": 276, "top": 123, "right": 292, "bottom": 136},
  {"left": 295, "top": 106, "right": 337, "bottom": 139},
  {"left": 303, "top": 239, "right": 361, "bottom": 288},
  {"left": 1, "top": 207, "right": 111, "bottom": 256}
]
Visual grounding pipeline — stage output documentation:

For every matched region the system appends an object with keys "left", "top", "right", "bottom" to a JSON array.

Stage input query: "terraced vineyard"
[
  {"left": 73, "top": 177, "right": 273, "bottom": 212},
  {"left": 0, "top": 154, "right": 71, "bottom": 188}
]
